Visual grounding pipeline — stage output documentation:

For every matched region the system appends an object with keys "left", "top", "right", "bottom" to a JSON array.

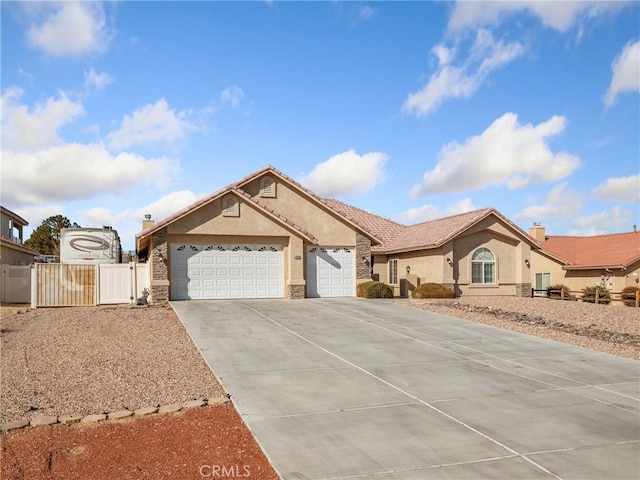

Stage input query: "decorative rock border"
[{"left": 0, "top": 396, "right": 229, "bottom": 434}]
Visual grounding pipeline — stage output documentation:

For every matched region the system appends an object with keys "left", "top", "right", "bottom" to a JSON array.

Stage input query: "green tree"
[{"left": 25, "top": 215, "right": 80, "bottom": 255}]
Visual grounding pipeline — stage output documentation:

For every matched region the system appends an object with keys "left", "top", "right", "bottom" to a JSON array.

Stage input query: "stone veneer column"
[
  {"left": 287, "top": 284, "right": 305, "bottom": 299},
  {"left": 355, "top": 232, "right": 372, "bottom": 280},
  {"left": 516, "top": 283, "right": 531, "bottom": 298},
  {"left": 150, "top": 227, "right": 169, "bottom": 303}
]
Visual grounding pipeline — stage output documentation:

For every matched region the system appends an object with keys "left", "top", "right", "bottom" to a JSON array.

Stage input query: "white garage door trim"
[
  {"left": 170, "top": 244, "right": 283, "bottom": 300},
  {"left": 307, "top": 246, "right": 355, "bottom": 298}
]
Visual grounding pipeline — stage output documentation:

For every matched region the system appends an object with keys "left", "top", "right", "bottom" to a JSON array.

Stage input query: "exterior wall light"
[
  {"left": 446, "top": 258, "right": 453, "bottom": 266},
  {"left": 406, "top": 265, "right": 410, "bottom": 274},
  {"left": 524, "top": 259, "right": 530, "bottom": 268}
]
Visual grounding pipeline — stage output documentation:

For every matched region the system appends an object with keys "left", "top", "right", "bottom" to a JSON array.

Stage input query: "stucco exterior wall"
[
  {"left": 375, "top": 216, "right": 533, "bottom": 297},
  {"left": 531, "top": 252, "right": 640, "bottom": 294},
  {"left": 0, "top": 245, "right": 37, "bottom": 266},
  {"left": 242, "top": 175, "right": 357, "bottom": 246}
]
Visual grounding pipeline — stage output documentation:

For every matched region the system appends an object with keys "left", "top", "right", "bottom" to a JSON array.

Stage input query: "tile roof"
[
  {"left": 542, "top": 230, "right": 640, "bottom": 269},
  {"left": 323, "top": 199, "right": 406, "bottom": 253},
  {"left": 383, "top": 208, "right": 497, "bottom": 253}
]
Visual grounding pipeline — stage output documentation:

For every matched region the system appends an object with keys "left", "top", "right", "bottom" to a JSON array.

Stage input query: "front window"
[
  {"left": 389, "top": 259, "right": 398, "bottom": 285},
  {"left": 471, "top": 248, "right": 495, "bottom": 284}
]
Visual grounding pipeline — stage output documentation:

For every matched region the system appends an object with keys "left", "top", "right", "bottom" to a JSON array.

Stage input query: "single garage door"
[
  {"left": 170, "top": 244, "right": 283, "bottom": 300},
  {"left": 307, "top": 247, "right": 355, "bottom": 297}
]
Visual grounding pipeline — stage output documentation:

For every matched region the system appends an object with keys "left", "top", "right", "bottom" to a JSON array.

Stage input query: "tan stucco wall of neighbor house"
[
  {"left": 0, "top": 244, "right": 37, "bottom": 266},
  {"left": 531, "top": 252, "right": 640, "bottom": 294}
]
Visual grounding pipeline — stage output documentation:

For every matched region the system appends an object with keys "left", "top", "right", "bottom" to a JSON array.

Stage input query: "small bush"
[
  {"left": 621, "top": 286, "right": 640, "bottom": 307},
  {"left": 581, "top": 285, "right": 611, "bottom": 304},
  {"left": 547, "top": 284, "right": 574, "bottom": 300},
  {"left": 356, "top": 281, "right": 393, "bottom": 299},
  {"left": 411, "top": 283, "right": 455, "bottom": 299}
]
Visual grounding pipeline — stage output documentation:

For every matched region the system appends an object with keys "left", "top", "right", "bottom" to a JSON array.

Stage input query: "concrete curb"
[{"left": 0, "top": 396, "right": 229, "bottom": 434}]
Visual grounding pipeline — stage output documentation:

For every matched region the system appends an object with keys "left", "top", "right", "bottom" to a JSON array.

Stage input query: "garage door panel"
[
  {"left": 307, "top": 247, "right": 354, "bottom": 298},
  {"left": 170, "top": 244, "right": 283, "bottom": 300}
]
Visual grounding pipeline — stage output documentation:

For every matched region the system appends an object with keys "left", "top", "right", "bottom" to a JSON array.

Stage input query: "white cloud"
[
  {"left": 84, "top": 68, "right": 114, "bottom": 93},
  {"left": 448, "top": 1, "right": 623, "bottom": 33},
  {"left": 403, "top": 29, "right": 524, "bottom": 116},
  {"left": 132, "top": 190, "right": 201, "bottom": 223},
  {"left": 25, "top": 2, "right": 110, "bottom": 57},
  {"left": 355, "top": 5, "right": 377, "bottom": 23},
  {"left": 15, "top": 205, "right": 66, "bottom": 230},
  {"left": 570, "top": 206, "right": 635, "bottom": 235},
  {"left": 410, "top": 113, "right": 581, "bottom": 197},
  {"left": 299, "top": 150, "right": 388, "bottom": 197},
  {"left": 396, "top": 198, "right": 478, "bottom": 224},
  {"left": 514, "top": 183, "right": 583, "bottom": 219},
  {"left": 592, "top": 174, "right": 640, "bottom": 203},
  {"left": 603, "top": 40, "right": 640, "bottom": 107},
  {"left": 220, "top": 86, "right": 245, "bottom": 109},
  {"left": 107, "top": 99, "right": 193, "bottom": 150},
  {"left": 1, "top": 143, "right": 178, "bottom": 206},
  {"left": 1, "top": 87, "right": 84, "bottom": 151}
]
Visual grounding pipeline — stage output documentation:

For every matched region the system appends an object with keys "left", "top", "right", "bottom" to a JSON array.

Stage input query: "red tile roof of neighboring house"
[
  {"left": 542, "top": 230, "right": 640, "bottom": 269},
  {"left": 323, "top": 199, "right": 406, "bottom": 253}
]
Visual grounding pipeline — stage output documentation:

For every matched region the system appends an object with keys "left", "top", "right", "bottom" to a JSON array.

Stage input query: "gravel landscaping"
[
  {"left": 406, "top": 296, "right": 640, "bottom": 360},
  {"left": 1, "top": 304, "right": 225, "bottom": 424}
]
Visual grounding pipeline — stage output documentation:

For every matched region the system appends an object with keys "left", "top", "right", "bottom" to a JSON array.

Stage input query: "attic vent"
[
  {"left": 222, "top": 195, "right": 239, "bottom": 217},
  {"left": 259, "top": 176, "right": 276, "bottom": 198}
]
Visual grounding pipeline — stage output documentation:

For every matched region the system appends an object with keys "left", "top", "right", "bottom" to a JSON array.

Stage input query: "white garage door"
[
  {"left": 307, "top": 247, "right": 355, "bottom": 297},
  {"left": 170, "top": 244, "right": 283, "bottom": 300}
]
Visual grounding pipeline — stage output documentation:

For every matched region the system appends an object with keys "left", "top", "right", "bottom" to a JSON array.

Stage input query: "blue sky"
[{"left": 2, "top": 1, "right": 639, "bottom": 252}]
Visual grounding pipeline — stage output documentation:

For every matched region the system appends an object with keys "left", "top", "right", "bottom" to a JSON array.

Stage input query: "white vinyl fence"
[{"left": 25, "top": 262, "right": 150, "bottom": 308}]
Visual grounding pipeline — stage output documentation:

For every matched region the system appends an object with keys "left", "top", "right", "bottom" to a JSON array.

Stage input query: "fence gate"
[
  {"left": 37, "top": 264, "right": 96, "bottom": 307},
  {"left": 99, "top": 263, "right": 150, "bottom": 304},
  {"left": 1, "top": 265, "right": 31, "bottom": 303}
]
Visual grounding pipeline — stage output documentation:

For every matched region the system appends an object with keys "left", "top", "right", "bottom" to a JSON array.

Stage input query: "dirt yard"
[{"left": 0, "top": 304, "right": 277, "bottom": 479}]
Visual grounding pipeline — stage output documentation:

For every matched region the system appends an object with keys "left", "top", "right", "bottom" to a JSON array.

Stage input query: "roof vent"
[{"left": 145, "top": 214, "right": 152, "bottom": 221}]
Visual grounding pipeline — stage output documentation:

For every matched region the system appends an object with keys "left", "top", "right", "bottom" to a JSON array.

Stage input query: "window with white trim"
[
  {"left": 259, "top": 176, "right": 276, "bottom": 197},
  {"left": 471, "top": 247, "right": 495, "bottom": 284},
  {"left": 389, "top": 259, "right": 398, "bottom": 285},
  {"left": 222, "top": 195, "right": 239, "bottom": 217}
]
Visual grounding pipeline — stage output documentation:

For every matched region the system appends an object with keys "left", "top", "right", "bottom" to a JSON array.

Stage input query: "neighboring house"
[
  {"left": 0, "top": 206, "right": 39, "bottom": 266},
  {"left": 136, "top": 165, "right": 543, "bottom": 302},
  {"left": 529, "top": 223, "right": 640, "bottom": 293}
]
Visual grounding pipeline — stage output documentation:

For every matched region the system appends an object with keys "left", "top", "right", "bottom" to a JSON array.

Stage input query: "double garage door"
[
  {"left": 170, "top": 244, "right": 355, "bottom": 300},
  {"left": 170, "top": 244, "right": 283, "bottom": 300}
]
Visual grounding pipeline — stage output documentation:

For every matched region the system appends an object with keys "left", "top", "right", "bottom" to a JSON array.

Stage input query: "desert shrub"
[
  {"left": 411, "top": 283, "right": 455, "bottom": 299},
  {"left": 621, "top": 286, "right": 640, "bottom": 307},
  {"left": 581, "top": 285, "right": 611, "bottom": 304},
  {"left": 547, "top": 284, "right": 572, "bottom": 299},
  {"left": 356, "top": 281, "right": 393, "bottom": 299}
]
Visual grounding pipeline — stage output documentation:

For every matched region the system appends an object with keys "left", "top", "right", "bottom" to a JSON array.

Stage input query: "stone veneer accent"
[
  {"left": 151, "top": 227, "right": 169, "bottom": 303},
  {"left": 288, "top": 284, "right": 305, "bottom": 299},
  {"left": 355, "top": 231, "right": 372, "bottom": 280},
  {"left": 516, "top": 282, "right": 531, "bottom": 298}
]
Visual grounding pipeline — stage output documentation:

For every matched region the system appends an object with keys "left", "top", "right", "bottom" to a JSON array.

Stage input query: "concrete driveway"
[{"left": 171, "top": 298, "right": 640, "bottom": 480}]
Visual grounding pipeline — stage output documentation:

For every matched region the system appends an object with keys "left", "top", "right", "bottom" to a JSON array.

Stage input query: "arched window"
[
  {"left": 259, "top": 176, "right": 276, "bottom": 197},
  {"left": 222, "top": 195, "right": 239, "bottom": 217},
  {"left": 471, "top": 247, "right": 495, "bottom": 284}
]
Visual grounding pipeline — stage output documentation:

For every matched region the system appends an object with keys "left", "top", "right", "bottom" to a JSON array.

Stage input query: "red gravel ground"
[{"left": 1, "top": 403, "right": 278, "bottom": 480}]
